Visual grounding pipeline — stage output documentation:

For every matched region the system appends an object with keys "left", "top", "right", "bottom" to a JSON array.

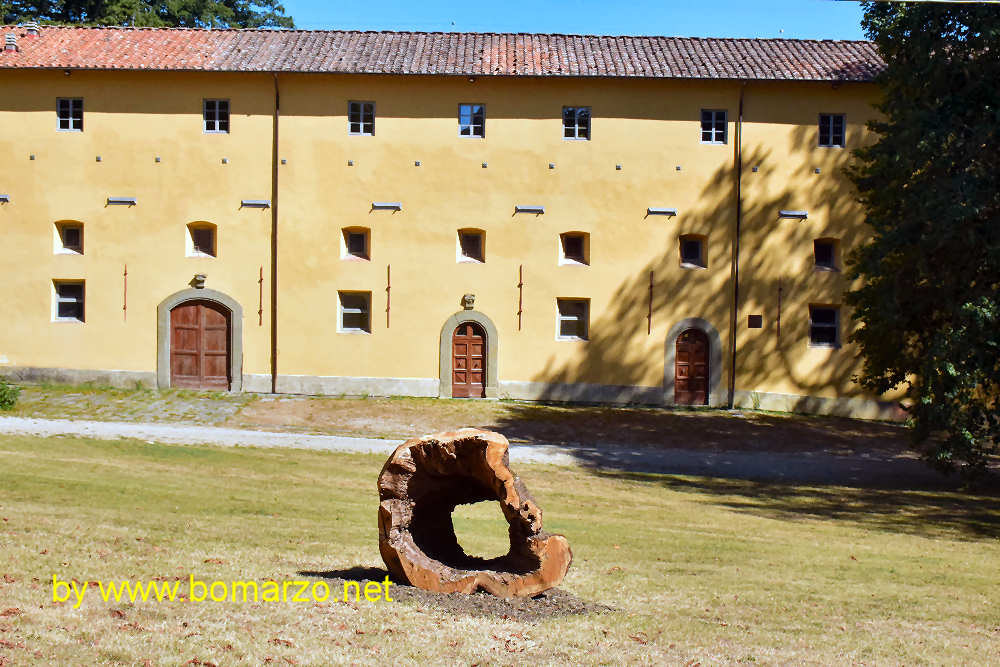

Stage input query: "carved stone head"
[{"left": 462, "top": 293, "right": 475, "bottom": 310}]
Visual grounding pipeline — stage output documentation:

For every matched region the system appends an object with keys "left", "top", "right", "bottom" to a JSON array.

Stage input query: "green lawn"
[{"left": 0, "top": 434, "right": 997, "bottom": 665}]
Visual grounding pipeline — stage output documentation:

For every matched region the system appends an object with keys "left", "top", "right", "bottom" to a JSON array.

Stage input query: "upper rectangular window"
[
  {"left": 54, "top": 281, "right": 85, "bottom": 322},
  {"left": 809, "top": 305, "right": 840, "bottom": 347},
  {"left": 459, "top": 104, "right": 485, "bottom": 138},
  {"left": 700, "top": 109, "right": 727, "bottom": 144},
  {"left": 819, "top": 114, "right": 845, "bottom": 147},
  {"left": 55, "top": 221, "right": 84, "bottom": 255},
  {"left": 339, "top": 291, "right": 371, "bottom": 333},
  {"left": 556, "top": 298, "right": 590, "bottom": 340},
  {"left": 203, "top": 99, "right": 230, "bottom": 133},
  {"left": 457, "top": 229, "right": 485, "bottom": 263},
  {"left": 57, "top": 98, "right": 83, "bottom": 132},
  {"left": 562, "top": 106, "right": 591, "bottom": 140},
  {"left": 349, "top": 101, "right": 375, "bottom": 136},
  {"left": 814, "top": 239, "right": 839, "bottom": 271}
]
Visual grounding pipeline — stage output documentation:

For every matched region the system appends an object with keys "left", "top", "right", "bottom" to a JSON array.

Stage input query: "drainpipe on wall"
[
  {"left": 270, "top": 74, "right": 280, "bottom": 394},
  {"left": 727, "top": 83, "right": 746, "bottom": 409}
]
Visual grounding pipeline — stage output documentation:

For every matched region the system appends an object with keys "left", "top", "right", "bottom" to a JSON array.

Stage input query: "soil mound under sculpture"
[{"left": 377, "top": 428, "right": 573, "bottom": 598}]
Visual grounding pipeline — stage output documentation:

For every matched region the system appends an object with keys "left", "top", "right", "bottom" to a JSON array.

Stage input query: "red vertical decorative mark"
[
  {"left": 647, "top": 270, "right": 654, "bottom": 335},
  {"left": 123, "top": 264, "right": 128, "bottom": 321},
  {"left": 517, "top": 265, "right": 524, "bottom": 331},
  {"left": 386, "top": 264, "right": 391, "bottom": 329},
  {"left": 258, "top": 266, "right": 264, "bottom": 327},
  {"left": 777, "top": 280, "right": 783, "bottom": 340}
]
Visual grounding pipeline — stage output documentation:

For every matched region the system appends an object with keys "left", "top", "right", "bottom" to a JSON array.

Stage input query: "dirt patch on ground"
[
  {"left": 299, "top": 568, "right": 613, "bottom": 622},
  {"left": 233, "top": 395, "right": 910, "bottom": 455}
]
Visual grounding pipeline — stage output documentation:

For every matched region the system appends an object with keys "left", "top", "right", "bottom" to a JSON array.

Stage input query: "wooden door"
[
  {"left": 675, "top": 328, "right": 708, "bottom": 405},
  {"left": 170, "top": 300, "right": 231, "bottom": 390},
  {"left": 452, "top": 322, "right": 486, "bottom": 398}
]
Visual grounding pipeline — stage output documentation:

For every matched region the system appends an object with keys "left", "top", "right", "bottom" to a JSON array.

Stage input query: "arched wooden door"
[
  {"left": 170, "top": 300, "right": 231, "bottom": 390},
  {"left": 675, "top": 328, "right": 709, "bottom": 405},
  {"left": 452, "top": 322, "right": 486, "bottom": 398}
]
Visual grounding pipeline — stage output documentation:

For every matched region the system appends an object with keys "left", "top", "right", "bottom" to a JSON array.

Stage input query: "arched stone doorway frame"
[
  {"left": 438, "top": 309, "right": 499, "bottom": 398},
  {"left": 663, "top": 317, "right": 724, "bottom": 407},
  {"left": 156, "top": 288, "right": 244, "bottom": 391}
]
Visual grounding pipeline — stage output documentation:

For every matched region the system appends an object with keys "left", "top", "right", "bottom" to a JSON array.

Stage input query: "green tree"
[
  {"left": 1, "top": 0, "right": 294, "bottom": 27},
  {"left": 848, "top": 2, "right": 1000, "bottom": 478}
]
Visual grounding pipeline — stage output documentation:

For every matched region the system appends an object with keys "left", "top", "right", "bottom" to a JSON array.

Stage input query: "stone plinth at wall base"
[
  {"left": 0, "top": 366, "right": 157, "bottom": 389},
  {"left": 498, "top": 380, "right": 665, "bottom": 406},
  {"left": 733, "top": 390, "right": 906, "bottom": 421},
  {"left": 274, "top": 374, "right": 439, "bottom": 397}
]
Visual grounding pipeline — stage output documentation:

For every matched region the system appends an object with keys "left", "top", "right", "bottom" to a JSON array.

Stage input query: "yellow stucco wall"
[
  {"left": 0, "top": 67, "right": 897, "bottom": 414},
  {"left": 0, "top": 70, "right": 273, "bottom": 380}
]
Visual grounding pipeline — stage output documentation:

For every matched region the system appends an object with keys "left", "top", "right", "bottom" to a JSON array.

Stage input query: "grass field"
[{"left": 1, "top": 434, "right": 998, "bottom": 665}]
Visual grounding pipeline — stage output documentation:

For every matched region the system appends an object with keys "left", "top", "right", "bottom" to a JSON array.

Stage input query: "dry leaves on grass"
[{"left": 0, "top": 610, "right": 20, "bottom": 618}]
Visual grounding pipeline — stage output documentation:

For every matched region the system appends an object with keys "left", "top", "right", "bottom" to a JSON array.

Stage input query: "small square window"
[
  {"left": 339, "top": 291, "right": 371, "bottom": 333},
  {"left": 560, "top": 232, "right": 589, "bottom": 266},
  {"left": 679, "top": 235, "right": 707, "bottom": 268},
  {"left": 55, "top": 222, "right": 83, "bottom": 254},
  {"left": 459, "top": 103, "right": 485, "bottom": 138},
  {"left": 203, "top": 99, "right": 230, "bottom": 133},
  {"left": 748, "top": 314, "right": 763, "bottom": 329},
  {"left": 54, "top": 281, "right": 85, "bottom": 322},
  {"left": 556, "top": 298, "right": 589, "bottom": 340},
  {"left": 458, "top": 229, "right": 485, "bottom": 263},
  {"left": 819, "top": 114, "right": 845, "bottom": 147},
  {"left": 700, "top": 109, "right": 726, "bottom": 144},
  {"left": 562, "top": 106, "right": 591, "bottom": 140},
  {"left": 349, "top": 101, "right": 375, "bottom": 136},
  {"left": 814, "top": 239, "right": 838, "bottom": 270},
  {"left": 342, "top": 228, "right": 370, "bottom": 260},
  {"left": 809, "top": 306, "right": 840, "bottom": 347},
  {"left": 57, "top": 98, "right": 83, "bottom": 132},
  {"left": 187, "top": 223, "right": 217, "bottom": 257}
]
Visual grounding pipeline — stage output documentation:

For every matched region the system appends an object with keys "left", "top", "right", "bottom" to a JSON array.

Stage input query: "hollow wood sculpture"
[{"left": 377, "top": 428, "right": 572, "bottom": 597}]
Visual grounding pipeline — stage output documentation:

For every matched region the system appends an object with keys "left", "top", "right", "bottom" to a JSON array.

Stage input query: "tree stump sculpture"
[{"left": 377, "top": 428, "right": 572, "bottom": 598}]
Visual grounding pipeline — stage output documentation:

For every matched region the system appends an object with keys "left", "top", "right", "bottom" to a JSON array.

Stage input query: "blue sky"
[{"left": 280, "top": 0, "right": 867, "bottom": 40}]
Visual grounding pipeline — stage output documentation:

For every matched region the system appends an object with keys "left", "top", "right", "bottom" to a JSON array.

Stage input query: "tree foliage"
[
  {"left": 1, "top": 0, "right": 294, "bottom": 28},
  {"left": 848, "top": 2, "right": 1000, "bottom": 478}
]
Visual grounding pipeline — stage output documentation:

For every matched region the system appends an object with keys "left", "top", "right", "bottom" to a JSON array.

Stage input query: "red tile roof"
[{"left": 0, "top": 26, "right": 884, "bottom": 82}]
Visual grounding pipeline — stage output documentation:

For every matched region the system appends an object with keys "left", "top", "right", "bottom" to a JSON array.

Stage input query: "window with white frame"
[
  {"left": 186, "top": 222, "right": 217, "bottom": 257},
  {"left": 203, "top": 99, "right": 230, "bottom": 133},
  {"left": 457, "top": 229, "right": 485, "bottom": 263},
  {"left": 349, "top": 101, "right": 375, "bottom": 135},
  {"left": 53, "top": 281, "right": 85, "bottom": 322},
  {"left": 556, "top": 298, "right": 589, "bottom": 340},
  {"left": 562, "top": 106, "right": 591, "bottom": 140},
  {"left": 559, "top": 232, "right": 589, "bottom": 266},
  {"left": 814, "top": 238, "right": 839, "bottom": 270},
  {"left": 459, "top": 103, "right": 485, "bottom": 138},
  {"left": 809, "top": 305, "right": 840, "bottom": 347},
  {"left": 338, "top": 291, "right": 371, "bottom": 333},
  {"left": 700, "top": 109, "right": 726, "bottom": 144},
  {"left": 57, "top": 98, "right": 83, "bottom": 131},
  {"left": 818, "top": 114, "right": 845, "bottom": 147},
  {"left": 341, "top": 227, "right": 370, "bottom": 260},
  {"left": 679, "top": 235, "right": 707, "bottom": 268},
  {"left": 54, "top": 221, "right": 83, "bottom": 254}
]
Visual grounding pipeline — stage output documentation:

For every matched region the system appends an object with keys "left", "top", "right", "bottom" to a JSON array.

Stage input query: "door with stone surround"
[
  {"left": 170, "top": 300, "right": 230, "bottom": 390},
  {"left": 451, "top": 322, "right": 486, "bottom": 398},
  {"left": 674, "top": 328, "right": 708, "bottom": 405}
]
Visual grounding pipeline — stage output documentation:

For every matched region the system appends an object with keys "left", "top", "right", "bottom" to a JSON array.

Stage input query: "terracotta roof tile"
[{"left": 0, "top": 26, "right": 884, "bottom": 82}]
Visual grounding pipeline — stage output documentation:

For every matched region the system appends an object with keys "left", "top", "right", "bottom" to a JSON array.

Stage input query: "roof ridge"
[{"left": 0, "top": 24, "right": 874, "bottom": 44}]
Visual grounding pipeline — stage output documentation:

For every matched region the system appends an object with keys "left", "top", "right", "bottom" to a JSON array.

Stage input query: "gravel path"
[{"left": 0, "top": 416, "right": 953, "bottom": 488}]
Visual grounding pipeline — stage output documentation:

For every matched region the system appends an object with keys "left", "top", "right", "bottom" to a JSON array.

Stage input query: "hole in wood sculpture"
[
  {"left": 451, "top": 501, "right": 511, "bottom": 561},
  {"left": 377, "top": 428, "right": 572, "bottom": 597}
]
